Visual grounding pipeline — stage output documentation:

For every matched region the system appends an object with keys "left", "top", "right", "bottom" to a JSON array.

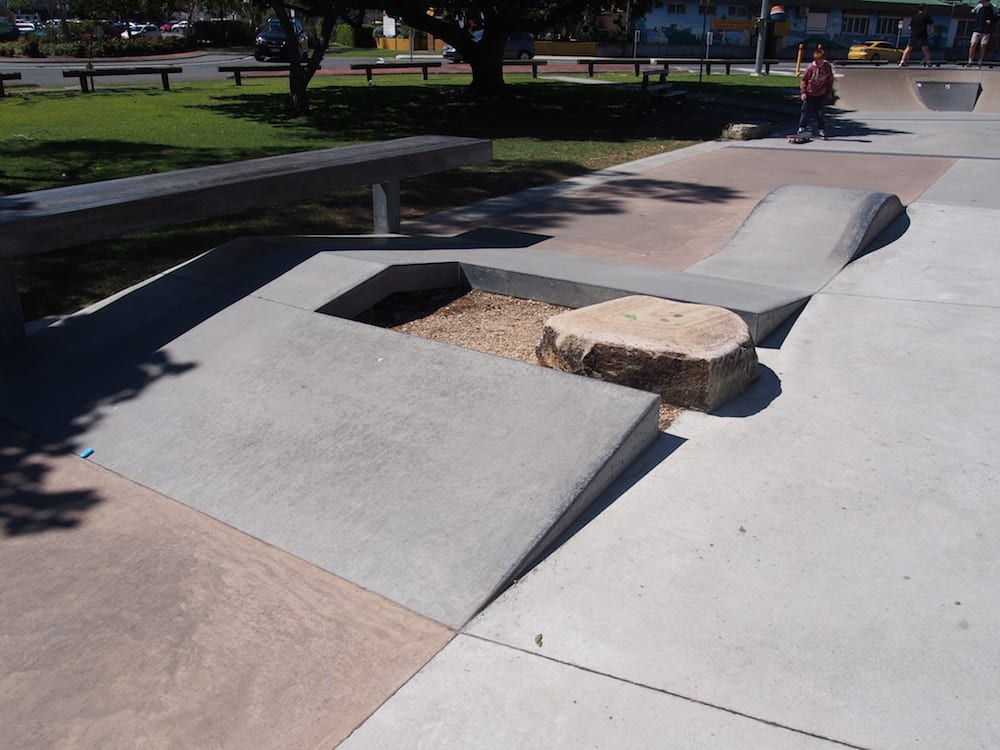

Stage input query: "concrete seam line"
[{"left": 461, "top": 633, "right": 874, "bottom": 750}]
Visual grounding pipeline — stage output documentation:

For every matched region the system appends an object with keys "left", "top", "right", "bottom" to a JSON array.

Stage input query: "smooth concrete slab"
[
  {"left": 0, "top": 421, "right": 452, "bottom": 750},
  {"left": 822, "top": 201, "right": 1000, "bottom": 307},
  {"left": 917, "top": 158, "right": 1000, "bottom": 210},
  {"left": 469, "top": 245, "right": 1000, "bottom": 748},
  {"left": 736, "top": 111, "right": 1000, "bottom": 159},
  {"left": 340, "top": 635, "right": 841, "bottom": 749},
  {"left": 1, "top": 261, "right": 659, "bottom": 629}
]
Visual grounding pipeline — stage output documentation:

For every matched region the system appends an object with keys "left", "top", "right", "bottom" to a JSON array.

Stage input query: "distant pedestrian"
[
  {"left": 968, "top": 0, "right": 996, "bottom": 67},
  {"left": 799, "top": 47, "right": 835, "bottom": 139},
  {"left": 900, "top": 5, "right": 935, "bottom": 67}
]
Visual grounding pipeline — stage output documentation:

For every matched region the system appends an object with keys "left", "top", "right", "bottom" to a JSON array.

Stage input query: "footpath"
[{"left": 2, "top": 95, "right": 999, "bottom": 748}]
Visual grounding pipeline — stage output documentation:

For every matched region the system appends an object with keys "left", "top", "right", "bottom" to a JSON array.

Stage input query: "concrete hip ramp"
[{"left": 834, "top": 67, "right": 1000, "bottom": 113}]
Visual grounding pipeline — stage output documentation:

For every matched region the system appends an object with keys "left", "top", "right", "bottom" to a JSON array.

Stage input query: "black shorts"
[{"left": 910, "top": 36, "right": 929, "bottom": 47}]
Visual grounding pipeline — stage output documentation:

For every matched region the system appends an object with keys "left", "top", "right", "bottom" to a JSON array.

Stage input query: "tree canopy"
[{"left": 271, "top": 1, "right": 662, "bottom": 115}]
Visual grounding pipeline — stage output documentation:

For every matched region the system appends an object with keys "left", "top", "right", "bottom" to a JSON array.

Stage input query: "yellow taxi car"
[{"left": 847, "top": 40, "right": 904, "bottom": 62}]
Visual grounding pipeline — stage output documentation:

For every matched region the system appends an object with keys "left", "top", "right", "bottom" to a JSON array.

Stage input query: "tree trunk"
[
  {"left": 287, "top": 56, "right": 310, "bottom": 117},
  {"left": 467, "top": 33, "right": 506, "bottom": 99}
]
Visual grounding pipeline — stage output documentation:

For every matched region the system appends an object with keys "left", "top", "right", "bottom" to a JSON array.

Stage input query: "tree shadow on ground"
[
  {"left": 0, "top": 424, "right": 104, "bottom": 536},
  {"left": 0, "top": 240, "right": 331, "bottom": 535},
  {"left": 826, "top": 111, "right": 913, "bottom": 141}
]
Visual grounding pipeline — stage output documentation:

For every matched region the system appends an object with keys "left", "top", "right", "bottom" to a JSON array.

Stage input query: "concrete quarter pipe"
[{"left": 834, "top": 67, "right": 999, "bottom": 113}]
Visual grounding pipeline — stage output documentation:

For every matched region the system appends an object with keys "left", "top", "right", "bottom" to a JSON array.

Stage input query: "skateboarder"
[
  {"left": 968, "top": 0, "right": 996, "bottom": 67},
  {"left": 798, "top": 47, "right": 835, "bottom": 139},
  {"left": 900, "top": 5, "right": 935, "bottom": 67}
]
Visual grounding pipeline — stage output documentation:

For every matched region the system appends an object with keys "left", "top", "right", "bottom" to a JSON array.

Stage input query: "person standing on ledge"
[
  {"left": 968, "top": 0, "right": 996, "bottom": 67},
  {"left": 900, "top": 5, "right": 935, "bottom": 67},
  {"left": 798, "top": 47, "right": 835, "bottom": 140}
]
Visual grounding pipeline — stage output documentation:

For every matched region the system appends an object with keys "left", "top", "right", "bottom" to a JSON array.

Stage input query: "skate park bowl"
[
  {"left": 833, "top": 67, "right": 1000, "bottom": 112},
  {"left": 0, "top": 185, "right": 903, "bottom": 630}
]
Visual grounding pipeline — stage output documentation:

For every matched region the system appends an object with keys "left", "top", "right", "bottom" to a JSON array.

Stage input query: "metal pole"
[
  {"left": 753, "top": 0, "right": 769, "bottom": 75},
  {"left": 700, "top": 0, "right": 708, "bottom": 81}
]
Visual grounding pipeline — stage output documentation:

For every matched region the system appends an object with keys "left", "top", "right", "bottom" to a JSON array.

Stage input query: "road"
[{"left": 0, "top": 52, "right": 388, "bottom": 89}]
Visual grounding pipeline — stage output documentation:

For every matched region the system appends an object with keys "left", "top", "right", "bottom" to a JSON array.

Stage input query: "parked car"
[
  {"left": 170, "top": 20, "right": 189, "bottom": 31},
  {"left": 254, "top": 18, "right": 308, "bottom": 61},
  {"left": 120, "top": 23, "right": 162, "bottom": 40},
  {"left": 0, "top": 17, "right": 17, "bottom": 41},
  {"left": 847, "top": 40, "right": 903, "bottom": 63},
  {"left": 442, "top": 30, "right": 535, "bottom": 62}
]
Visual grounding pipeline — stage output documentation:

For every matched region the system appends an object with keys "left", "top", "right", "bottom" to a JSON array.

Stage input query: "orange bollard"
[{"left": 795, "top": 43, "right": 804, "bottom": 76}]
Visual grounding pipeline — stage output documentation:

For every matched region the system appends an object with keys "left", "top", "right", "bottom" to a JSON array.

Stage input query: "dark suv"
[
  {"left": 253, "top": 18, "right": 308, "bottom": 61},
  {"left": 442, "top": 31, "right": 535, "bottom": 62}
]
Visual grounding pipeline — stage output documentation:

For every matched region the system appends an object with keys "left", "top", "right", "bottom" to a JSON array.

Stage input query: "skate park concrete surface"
[{"left": 3, "top": 75, "right": 1000, "bottom": 748}]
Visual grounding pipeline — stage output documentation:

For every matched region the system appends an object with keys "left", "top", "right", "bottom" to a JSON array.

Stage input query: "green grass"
[{"left": 2, "top": 74, "right": 790, "bottom": 319}]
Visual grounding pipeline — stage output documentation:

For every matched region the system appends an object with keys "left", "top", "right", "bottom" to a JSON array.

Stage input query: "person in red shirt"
[{"left": 798, "top": 47, "right": 835, "bottom": 139}]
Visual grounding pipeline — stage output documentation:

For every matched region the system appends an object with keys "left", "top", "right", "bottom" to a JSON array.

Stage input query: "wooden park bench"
[
  {"left": 350, "top": 61, "right": 442, "bottom": 82},
  {"left": 0, "top": 71, "right": 22, "bottom": 97},
  {"left": 502, "top": 59, "right": 548, "bottom": 78},
  {"left": 0, "top": 135, "right": 492, "bottom": 340},
  {"left": 578, "top": 58, "right": 665, "bottom": 77},
  {"left": 652, "top": 58, "right": 779, "bottom": 75},
  {"left": 62, "top": 66, "right": 183, "bottom": 93},
  {"left": 218, "top": 63, "right": 298, "bottom": 85}
]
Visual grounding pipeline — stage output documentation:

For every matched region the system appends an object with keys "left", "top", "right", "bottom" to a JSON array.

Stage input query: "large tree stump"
[{"left": 536, "top": 296, "right": 759, "bottom": 411}]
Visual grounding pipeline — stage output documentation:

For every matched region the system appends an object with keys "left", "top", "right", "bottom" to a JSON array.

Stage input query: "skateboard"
[{"left": 787, "top": 134, "right": 812, "bottom": 144}]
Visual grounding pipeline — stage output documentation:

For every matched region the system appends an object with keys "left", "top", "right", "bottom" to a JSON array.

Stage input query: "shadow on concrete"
[
  {"left": 826, "top": 113, "right": 913, "bottom": 142},
  {"left": 757, "top": 305, "right": 804, "bottom": 349},
  {"left": 520, "top": 432, "right": 687, "bottom": 573},
  {"left": 418, "top": 177, "right": 745, "bottom": 235},
  {"left": 855, "top": 210, "right": 911, "bottom": 259},
  {"left": 0, "top": 422, "right": 103, "bottom": 537},
  {"left": 0, "top": 242, "right": 326, "bottom": 453},
  {"left": 711, "top": 364, "right": 782, "bottom": 418}
]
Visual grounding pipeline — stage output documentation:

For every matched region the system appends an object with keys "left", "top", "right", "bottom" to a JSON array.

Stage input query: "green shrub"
[
  {"left": 334, "top": 24, "right": 354, "bottom": 47},
  {"left": 0, "top": 35, "right": 193, "bottom": 58}
]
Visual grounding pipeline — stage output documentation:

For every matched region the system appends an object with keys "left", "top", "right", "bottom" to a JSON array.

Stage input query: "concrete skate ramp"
[
  {"left": 913, "top": 80, "right": 981, "bottom": 111},
  {"left": 687, "top": 185, "right": 904, "bottom": 295},
  {"left": 834, "top": 67, "right": 998, "bottom": 112},
  {"left": 0, "top": 248, "right": 659, "bottom": 629}
]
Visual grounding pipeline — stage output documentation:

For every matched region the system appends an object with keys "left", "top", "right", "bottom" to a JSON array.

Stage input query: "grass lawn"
[{"left": 2, "top": 73, "right": 797, "bottom": 319}]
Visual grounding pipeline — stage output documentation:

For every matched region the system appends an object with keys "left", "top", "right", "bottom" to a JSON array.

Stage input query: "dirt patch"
[{"left": 361, "top": 288, "right": 682, "bottom": 430}]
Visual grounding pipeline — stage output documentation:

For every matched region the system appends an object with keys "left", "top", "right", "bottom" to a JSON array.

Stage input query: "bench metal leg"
[
  {"left": 161, "top": 72, "right": 170, "bottom": 90},
  {"left": 0, "top": 79, "right": 5, "bottom": 98},
  {"left": 587, "top": 63, "right": 595, "bottom": 77},
  {"left": 234, "top": 71, "right": 242, "bottom": 86},
  {"left": 372, "top": 180, "right": 401, "bottom": 234},
  {"left": 0, "top": 260, "right": 25, "bottom": 341},
  {"left": 532, "top": 64, "right": 539, "bottom": 78},
  {"left": 421, "top": 66, "right": 429, "bottom": 80},
  {"left": 366, "top": 70, "right": 374, "bottom": 83}
]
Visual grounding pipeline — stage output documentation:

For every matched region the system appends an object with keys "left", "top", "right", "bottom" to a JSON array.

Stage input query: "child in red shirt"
[{"left": 799, "top": 47, "right": 835, "bottom": 139}]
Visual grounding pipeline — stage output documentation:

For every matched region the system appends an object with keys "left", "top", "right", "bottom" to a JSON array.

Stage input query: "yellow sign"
[{"left": 711, "top": 19, "right": 755, "bottom": 30}]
